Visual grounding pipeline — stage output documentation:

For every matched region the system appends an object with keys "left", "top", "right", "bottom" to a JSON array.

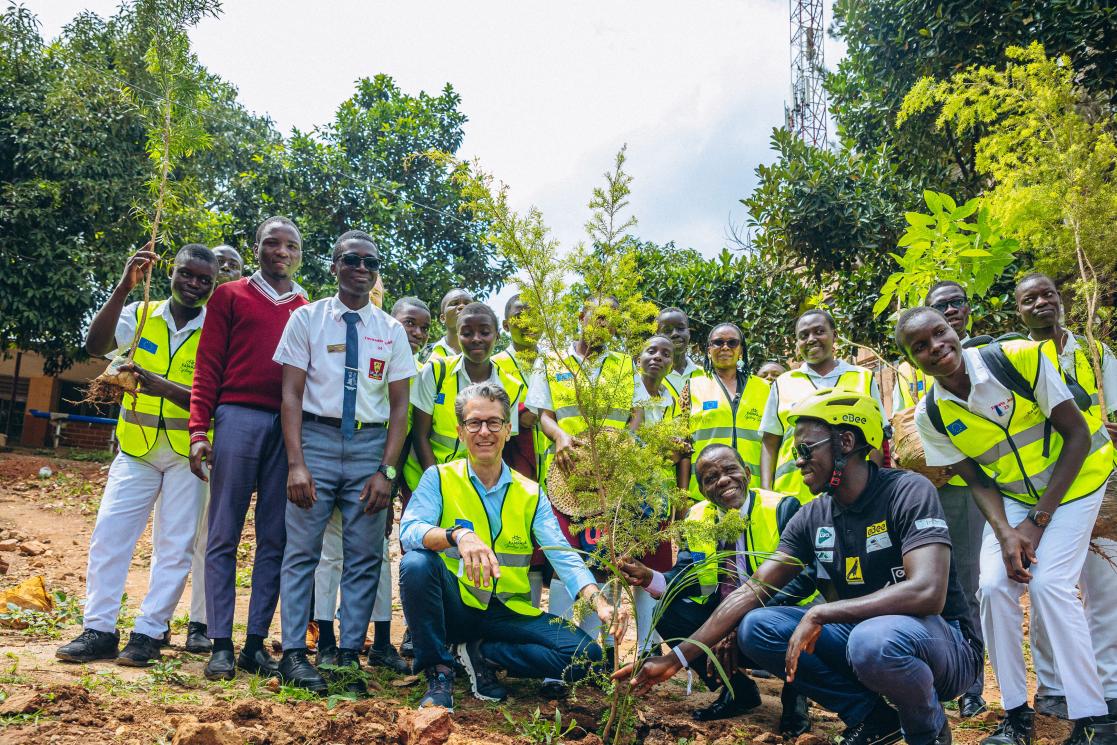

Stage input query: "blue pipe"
[{"left": 29, "top": 409, "right": 117, "bottom": 426}]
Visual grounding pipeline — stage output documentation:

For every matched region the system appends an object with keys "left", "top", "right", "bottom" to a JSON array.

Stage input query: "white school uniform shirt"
[
  {"left": 1033, "top": 332, "right": 1117, "bottom": 415},
  {"left": 273, "top": 296, "right": 416, "bottom": 423},
  {"left": 914, "top": 346, "right": 1071, "bottom": 467},
  {"left": 524, "top": 344, "right": 651, "bottom": 414},
  {"left": 638, "top": 376, "right": 674, "bottom": 424},
  {"left": 666, "top": 358, "right": 703, "bottom": 393},
  {"left": 759, "top": 359, "right": 887, "bottom": 437},
  {"left": 112, "top": 300, "right": 205, "bottom": 359},
  {"left": 411, "top": 356, "right": 520, "bottom": 434},
  {"left": 249, "top": 270, "right": 307, "bottom": 301}
]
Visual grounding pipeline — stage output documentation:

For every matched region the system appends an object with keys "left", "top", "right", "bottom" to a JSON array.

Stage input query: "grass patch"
[{"left": 0, "top": 590, "right": 83, "bottom": 638}]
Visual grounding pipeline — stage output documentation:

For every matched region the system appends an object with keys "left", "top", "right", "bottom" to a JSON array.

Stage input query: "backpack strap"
[
  {"left": 962, "top": 335, "right": 994, "bottom": 349},
  {"left": 925, "top": 385, "right": 948, "bottom": 437},
  {"left": 434, "top": 358, "right": 448, "bottom": 393},
  {"left": 978, "top": 344, "right": 1037, "bottom": 403}
]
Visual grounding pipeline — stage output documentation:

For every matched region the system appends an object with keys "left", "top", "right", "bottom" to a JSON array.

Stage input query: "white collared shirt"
[
  {"left": 666, "top": 358, "right": 703, "bottom": 392},
  {"left": 273, "top": 296, "right": 416, "bottom": 423},
  {"left": 759, "top": 359, "right": 887, "bottom": 436},
  {"left": 112, "top": 300, "right": 205, "bottom": 359},
  {"left": 249, "top": 270, "right": 307, "bottom": 302},
  {"left": 412, "top": 355, "right": 520, "bottom": 434},
  {"left": 1032, "top": 332, "right": 1117, "bottom": 415},
  {"left": 915, "top": 346, "right": 1071, "bottom": 466}
]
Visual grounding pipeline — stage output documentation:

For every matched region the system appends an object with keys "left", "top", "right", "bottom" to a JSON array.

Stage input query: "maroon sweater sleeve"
[{"left": 189, "top": 282, "right": 233, "bottom": 440}]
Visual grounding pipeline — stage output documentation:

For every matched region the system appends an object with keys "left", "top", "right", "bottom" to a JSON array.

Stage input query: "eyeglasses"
[
  {"left": 709, "top": 338, "right": 741, "bottom": 349},
  {"left": 795, "top": 438, "right": 831, "bottom": 461},
  {"left": 462, "top": 418, "right": 507, "bottom": 433},
  {"left": 339, "top": 253, "right": 381, "bottom": 272},
  {"left": 930, "top": 298, "right": 967, "bottom": 313}
]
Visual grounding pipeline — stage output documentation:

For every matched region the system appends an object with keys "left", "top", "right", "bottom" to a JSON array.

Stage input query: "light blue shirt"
[{"left": 400, "top": 460, "right": 597, "bottom": 601}]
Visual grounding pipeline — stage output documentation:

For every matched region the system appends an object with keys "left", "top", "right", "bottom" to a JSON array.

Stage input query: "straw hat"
[{"left": 546, "top": 428, "right": 628, "bottom": 518}]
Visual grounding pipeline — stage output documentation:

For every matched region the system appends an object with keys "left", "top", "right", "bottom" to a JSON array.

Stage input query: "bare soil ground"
[{"left": 0, "top": 451, "right": 1076, "bottom": 744}]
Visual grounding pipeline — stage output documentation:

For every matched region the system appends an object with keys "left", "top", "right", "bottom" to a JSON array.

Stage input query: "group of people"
[{"left": 50, "top": 215, "right": 1116, "bottom": 745}]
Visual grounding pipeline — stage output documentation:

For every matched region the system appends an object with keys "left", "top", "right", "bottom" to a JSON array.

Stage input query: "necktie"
[{"left": 342, "top": 311, "right": 360, "bottom": 440}]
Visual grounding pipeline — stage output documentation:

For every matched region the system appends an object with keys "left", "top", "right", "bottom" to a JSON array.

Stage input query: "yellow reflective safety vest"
[
  {"left": 686, "top": 373, "right": 769, "bottom": 500},
  {"left": 773, "top": 367, "right": 875, "bottom": 503},
  {"left": 541, "top": 350, "right": 635, "bottom": 475},
  {"left": 403, "top": 355, "right": 426, "bottom": 491},
  {"left": 426, "top": 337, "right": 456, "bottom": 362},
  {"left": 116, "top": 301, "right": 207, "bottom": 458},
  {"left": 895, "top": 360, "right": 929, "bottom": 411},
  {"left": 927, "top": 340, "right": 1114, "bottom": 506},
  {"left": 1038, "top": 335, "right": 1107, "bottom": 422},
  {"left": 682, "top": 489, "right": 815, "bottom": 605},
  {"left": 493, "top": 348, "right": 549, "bottom": 477},
  {"left": 426, "top": 355, "right": 525, "bottom": 465},
  {"left": 437, "top": 459, "right": 542, "bottom": 616}
]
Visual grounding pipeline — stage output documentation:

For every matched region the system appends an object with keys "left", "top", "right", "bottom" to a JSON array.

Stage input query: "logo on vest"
[
  {"left": 703, "top": 400, "right": 718, "bottom": 410},
  {"left": 556, "top": 372, "right": 574, "bottom": 382},
  {"left": 815, "top": 527, "right": 835, "bottom": 548},
  {"left": 845, "top": 557, "right": 864, "bottom": 584},
  {"left": 946, "top": 420, "right": 967, "bottom": 436},
  {"left": 138, "top": 338, "right": 158, "bottom": 355},
  {"left": 504, "top": 534, "right": 530, "bottom": 551}
]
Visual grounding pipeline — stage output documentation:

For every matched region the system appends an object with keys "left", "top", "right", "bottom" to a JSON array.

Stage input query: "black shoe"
[
  {"left": 1035, "top": 695, "right": 1068, "bottom": 720},
  {"left": 779, "top": 685, "right": 811, "bottom": 738},
  {"left": 539, "top": 679, "right": 568, "bottom": 700},
  {"left": 960, "top": 694, "right": 988, "bottom": 718},
  {"left": 837, "top": 701, "right": 903, "bottom": 745},
  {"left": 1063, "top": 716, "right": 1117, "bottom": 745},
  {"left": 56, "top": 628, "right": 119, "bottom": 663},
  {"left": 185, "top": 622, "right": 212, "bottom": 654},
  {"left": 237, "top": 647, "right": 279, "bottom": 677},
  {"left": 454, "top": 640, "right": 507, "bottom": 702},
  {"left": 204, "top": 649, "right": 236, "bottom": 681},
  {"left": 368, "top": 644, "right": 411, "bottom": 674},
  {"left": 160, "top": 626, "right": 172, "bottom": 648},
  {"left": 115, "top": 631, "right": 162, "bottom": 667},
  {"left": 982, "top": 706, "right": 1035, "bottom": 745},
  {"left": 399, "top": 629, "right": 414, "bottom": 658},
  {"left": 420, "top": 667, "right": 454, "bottom": 710},
  {"left": 278, "top": 649, "right": 328, "bottom": 695},
  {"left": 692, "top": 674, "right": 762, "bottom": 722},
  {"left": 934, "top": 718, "right": 953, "bottom": 745},
  {"left": 330, "top": 648, "right": 367, "bottom": 696},
  {"left": 316, "top": 644, "right": 340, "bottom": 668}
]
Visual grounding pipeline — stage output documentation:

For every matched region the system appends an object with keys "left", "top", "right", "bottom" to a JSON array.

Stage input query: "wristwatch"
[
  {"left": 445, "top": 527, "right": 459, "bottom": 547},
  {"left": 377, "top": 464, "right": 397, "bottom": 480},
  {"left": 1026, "top": 509, "right": 1052, "bottom": 528}
]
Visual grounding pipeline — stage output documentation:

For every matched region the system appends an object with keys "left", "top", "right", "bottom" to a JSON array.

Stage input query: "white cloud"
[{"left": 28, "top": 0, "right": 845, "bottom": 318}]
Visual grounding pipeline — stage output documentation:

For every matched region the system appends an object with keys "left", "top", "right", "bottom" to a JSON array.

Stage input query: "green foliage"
[
  {"left": 873, "top": 191, "right": 1018, "bottom": 317},
  {"left": 0, "top": 590, "right": 83, "bottom": 638},
  {"left": 502, "top": 706, "right": 578, "bottom": 744}
]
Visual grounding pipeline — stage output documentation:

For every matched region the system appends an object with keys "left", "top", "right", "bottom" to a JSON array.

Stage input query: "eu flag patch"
[
  {"left": 434, "top": 393, "right": 445, "bottom": 405},
  {"left": 946, "top": 420, "right": 968, "bottom": 436},
  {"left": 702, "top": 400, "right": 718, "bottom": 410},
  {"left": 138, "top": 338, "right": 158, "bottom": 355},
  {"left": 556, "top": 372, "right": 574, "bottom": 382}
]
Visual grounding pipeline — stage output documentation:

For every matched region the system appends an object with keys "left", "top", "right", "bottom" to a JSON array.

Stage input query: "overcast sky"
[{"left": 29, "top": 0, "right": 844, "bottom": 312}]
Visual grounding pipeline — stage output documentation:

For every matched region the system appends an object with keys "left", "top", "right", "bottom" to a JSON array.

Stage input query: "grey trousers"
[
  {"left": 280, "top": 421, "right": 388, "bottom": 651},
  {"left": 939, "top": 482, "right": 986, "bottom": 697}
]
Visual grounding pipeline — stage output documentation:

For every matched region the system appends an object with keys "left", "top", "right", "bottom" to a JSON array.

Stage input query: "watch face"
[
  {"left": 1031, "top": 510, "right": 1051, "bottom": 527},
  {"left": 381, "top": 464, "right": 397, "bottom": 479}
]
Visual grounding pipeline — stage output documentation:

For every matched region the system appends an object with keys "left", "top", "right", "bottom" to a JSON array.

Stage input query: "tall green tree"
[{"left": 218, "top": 75, "right": 510, "bottom": 303}]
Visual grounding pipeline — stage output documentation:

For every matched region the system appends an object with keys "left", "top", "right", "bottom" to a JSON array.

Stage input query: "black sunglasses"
[
  {"left": 930, "top": 298, "right": 966, "bottom": 313},
  {"left": 709, "top": 338, "right": 741, "bottom": 349},
  {"left": 796, "top": 438, "right": 831, "bottom": 461},
  {"left": 339, "top": 253, "right": 380, "bottom": 272}
]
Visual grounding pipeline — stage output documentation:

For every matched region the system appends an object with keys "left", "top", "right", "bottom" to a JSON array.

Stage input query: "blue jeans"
[
  {"left": 280, "top": 422, "right": 387, "bottom": 651},
  {"left": 739, "top": 607, "right": 982, "bottom": 745},
  {"left": 400, "top": 549, "right": 602, "bottom": 679}
]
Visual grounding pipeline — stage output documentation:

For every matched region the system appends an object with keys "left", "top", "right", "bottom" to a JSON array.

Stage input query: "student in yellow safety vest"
[
  {"left": 493, "top": 294, "right": 546, "bottom": 481},
  {"left": 398, "top": 383, "right": 626, "bottom": 710},
  {"left": 656, "top": 307, "right": 704, "bottom": 391},
  {"left": 897, "top": 307, "right": 1117, "bottom": 745},
  {"left": 412, "top": 302, "right": 524, "bottom": 473},
  {"left": 425, "top": 288, "right": 474, "bottom": 361},
  {"left": 686, "top": 323, "right": 770, "bottom": 502},
  {"left": 618, "top": 444, "right": 815, "bottom": 731},
  {"left": 1015, "top": 273, "right": 1117, "bottom": 721},
  {"left": 57, "top": 244, "right": 218, "bottom": 667},
  {"left": 891, "top": 280, "right": 990, "bottom": 719},
  {"left": 760, "top": 309, "right": 887, "bottom": 503}
]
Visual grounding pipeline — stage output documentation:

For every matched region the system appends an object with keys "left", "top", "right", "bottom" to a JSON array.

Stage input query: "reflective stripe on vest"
[
  {"left": 935, "top": 340, "right": 1114, "bottom": 505},
  {"left": 682, "top": 500, "right": 720, "bottom": 604},
  {"left": 687, "top": 374, "right": 769, "bottom": 500},
  {"left": 773, "top": 368, "right": 874, "bottom": 503},
  {"left": 428, "top": 356, "right": 525, "bottom": 465},
  {"left": 115, "top": 301, "right": 206, "bottom": 458},
  {"left": 437, "top": 460, "right": 542, "bottom": 616}
]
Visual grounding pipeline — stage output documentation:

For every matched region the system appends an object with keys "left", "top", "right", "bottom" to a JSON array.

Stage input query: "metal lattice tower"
[{"left": 786, "top": 0, "right": 827, "bottom": 146}]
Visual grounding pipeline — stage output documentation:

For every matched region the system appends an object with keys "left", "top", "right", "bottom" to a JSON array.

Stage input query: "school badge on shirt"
[{"left": 368, "top": 358, "right": 385, "bottom": 381}]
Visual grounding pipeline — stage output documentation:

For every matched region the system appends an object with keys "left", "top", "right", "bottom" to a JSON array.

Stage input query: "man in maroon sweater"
[{"left": 189, "top": 216, "right": 309, "bottom": 681}]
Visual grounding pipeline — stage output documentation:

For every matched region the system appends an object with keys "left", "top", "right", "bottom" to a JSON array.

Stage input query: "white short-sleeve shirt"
[
  {"left": 914, "top": 346, "right": 1072, "bottom": 466},
  {"left": 111, "top": 300, "right": 206, "bottom": 359},
  {"left": 1049, "top": 333, "right": 1117, "bottom": 415},
  {"left": 273, "top": 296, "right": 416, "bottom": 423},
  {"left": 412, "top": 356, "right": 520, "bottom": 434},
  {"left": 525, "top": 344, "right": 650, "bottom": 414},
  {"left": 759, "top": 360, "right": 887, "bottom": 437}
]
